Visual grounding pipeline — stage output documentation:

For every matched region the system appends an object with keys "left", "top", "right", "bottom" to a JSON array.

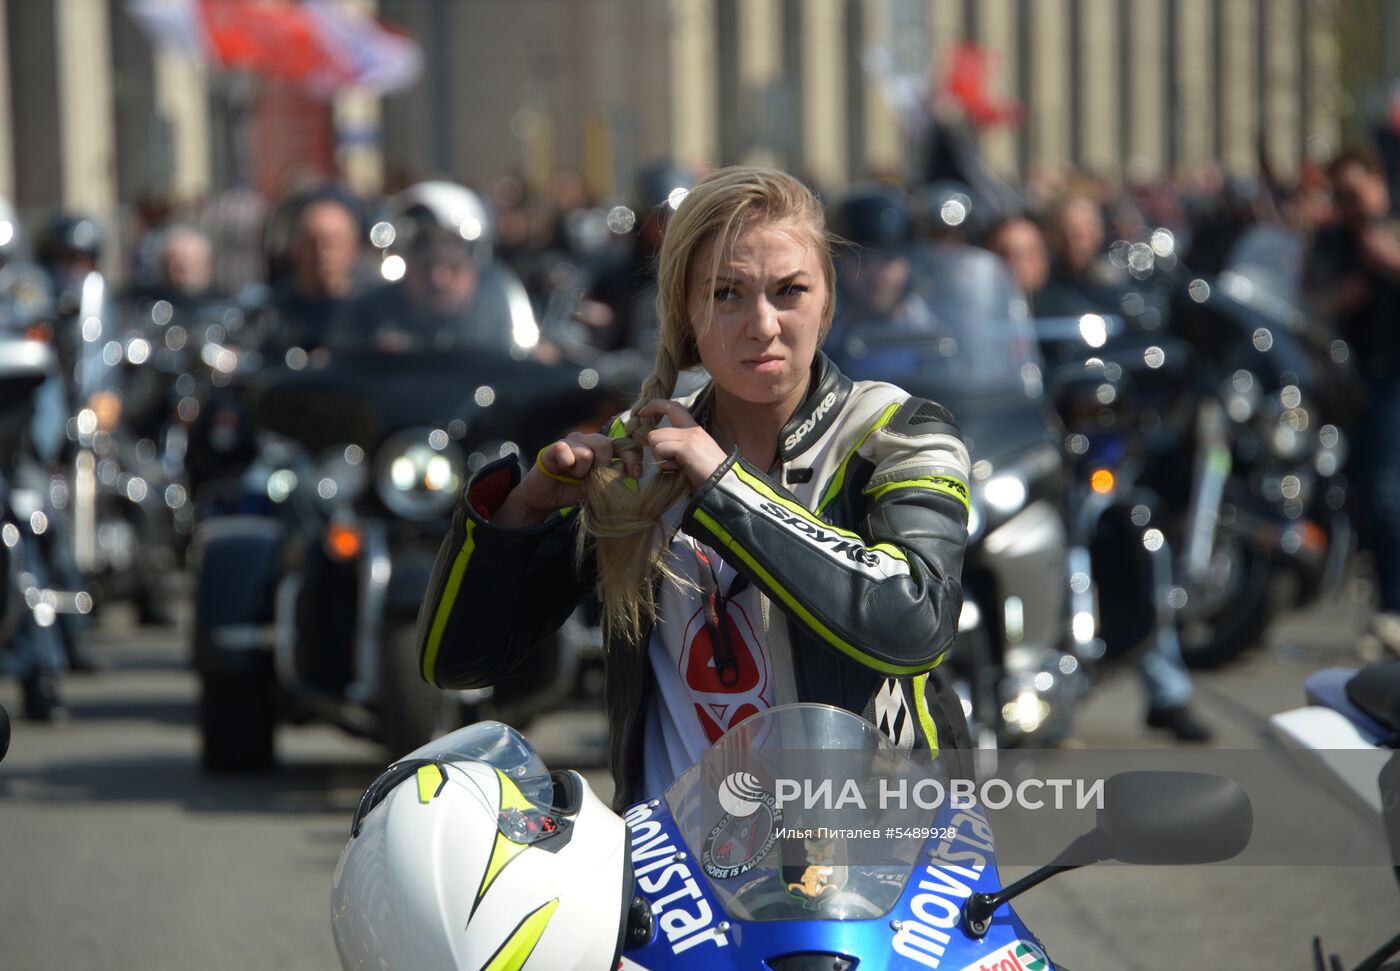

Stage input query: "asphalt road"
[{"left": 1, "top": 579, "right": 1397, "bottom": 971}]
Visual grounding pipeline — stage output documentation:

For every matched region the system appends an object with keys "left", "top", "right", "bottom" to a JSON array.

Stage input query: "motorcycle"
[
  {"left": 61, "top": 286, "right": 232, "bottom": 623},
  {"left": 1271, "top": 660, "right": 1400, "bottom": 969},
  {"left": 331, "top": 703, "right": 1254, "bottom": 969},
  {"left": 1164, "top": 226, "right": 1358, "bottom": 666},
  {"left": 1034, "top": 310, "right": 1198, "bottom": 683},
  {"left": 831, "top": 244, "right": 1082, "bottom": 748},
  {"left": 0, "top": 264, "right": 93, "bottom": 675},
  {"left": 192, "top": 348, "right": 612, "bottom": 770}
]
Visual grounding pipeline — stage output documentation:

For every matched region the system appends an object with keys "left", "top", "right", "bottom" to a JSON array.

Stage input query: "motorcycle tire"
[
  {"left": 199, "top": 652, "right": 276, "bottom": 772},
  {"left": 380, "top": 623, "right": 452, "bottom": 760},
  {"left": 1177, "top": 538, "right": 1272, "bottom": 669}
]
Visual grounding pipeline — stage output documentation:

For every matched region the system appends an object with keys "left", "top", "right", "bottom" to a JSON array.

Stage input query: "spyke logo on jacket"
[{"left": 415, "top": 353, "right": 973, "bottom": 810}]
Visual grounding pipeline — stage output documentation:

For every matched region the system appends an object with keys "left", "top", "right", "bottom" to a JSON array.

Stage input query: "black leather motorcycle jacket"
[{"left": 416, "top": 353, "right": 973, "bottom": 810}]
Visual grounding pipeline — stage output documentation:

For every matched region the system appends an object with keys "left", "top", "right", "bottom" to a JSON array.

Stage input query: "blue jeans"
[
  {"left": 0, "top": 538, "right": 66, "bottom": 678},
  {"left": 1138, "top": 621, "right": 1194, "bottom": 711}
]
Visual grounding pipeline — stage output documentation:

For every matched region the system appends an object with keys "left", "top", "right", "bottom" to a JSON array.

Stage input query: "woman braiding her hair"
[{"left": 417, "top": 166, "right": 973, "bottom": 806}]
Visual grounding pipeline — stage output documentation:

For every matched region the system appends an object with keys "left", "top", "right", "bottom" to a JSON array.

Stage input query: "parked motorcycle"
[
  {"left": 330, "top": 704, "right": 1253, "bottom": 969},
  {"left": 1164, "top": 226, "right": 1357, "bottom": 666},
  {"left": 1271, "top": 660, "right": 1400, "bottom": 969},
  {"left": 192, "top": 348, "right": 612, "bottom": 770},
  {"left": 831, "top": 244, "right": 1082, "bottom": 748}
]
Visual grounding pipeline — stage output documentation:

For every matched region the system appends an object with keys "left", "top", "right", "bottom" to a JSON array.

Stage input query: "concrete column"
[
  {"left": 1079, "top": 0, "right": 1120, "bottom": 177},
  {"left": 974, "top": 0, "right": 1017, "bottom": 179},
  {"left": 1261, "top": 0, "right": 1301, "bottom": 178},
  {"left": 1029, "top": 0, "right": 1071, "bottom": 173},
  {"left": 55, "top": 0, "right": 117, "bottom": 216},
  {"left": 1303, "top": 0, "right": 1342, "bottom": 163},
  {"left": 802, "top": 0, "right": 847, "bottom": 189},
  {"left": 670, "top": 0, "right": 719, "bottom": 168},
  {"left": 334, "top": 0, "right": 383, "bottom": 196},
  {"left": 1174, "top": 0, "right": 1214, "bottom": 172},
  {"left": 154, "top": 51, "right": 212, "bottom": 201},
  {"left": 929, "top": 0, "right": 964, "bottom": 61},
  {"left": 860, "top": 0, "right": 902, "bottom": 176},
  {"left": 0, "top": 0, "right": 14, "bottom": 203},
  {"left": 1127, "top": 1, "right": 1166, "bottom": 177},
  {"left": 738, "top": 0, "right": 783, "bottom": 166},
  {"left": 1219, "top": 0, "right": 1255, "bottom": 175}
]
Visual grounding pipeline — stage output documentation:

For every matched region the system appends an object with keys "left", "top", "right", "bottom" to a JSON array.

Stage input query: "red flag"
[
  {"left": 127, "top": 0, "right": 421, "bottom": 97},
  {"left": 939, "top": 40, "right": 1024, "bottom": 128}
]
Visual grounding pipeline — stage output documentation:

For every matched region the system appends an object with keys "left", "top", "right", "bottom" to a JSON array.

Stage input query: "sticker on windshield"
[{"left": 701, "top": 773, "right": 783, "bottom": 880}]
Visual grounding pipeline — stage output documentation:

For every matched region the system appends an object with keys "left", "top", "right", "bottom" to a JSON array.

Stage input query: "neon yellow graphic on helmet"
[{"left": 481, "top": 898, "right": 559, "bottom": 971}]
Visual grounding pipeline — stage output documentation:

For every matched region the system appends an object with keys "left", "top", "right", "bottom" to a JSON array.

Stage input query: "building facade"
[{"left": 0, "top": 0, "right": 1375, "bottom": 267}]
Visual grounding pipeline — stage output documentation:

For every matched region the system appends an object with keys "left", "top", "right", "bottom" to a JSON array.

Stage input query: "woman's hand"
[
  {"left": 638, "top": 400, "right": 729, "bottom": 489},
  {"left": 495, "top": 431, "right": 642, "bottom": 527}
]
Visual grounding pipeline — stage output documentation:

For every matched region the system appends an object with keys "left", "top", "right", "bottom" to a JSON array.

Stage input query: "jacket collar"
[
  {"left": 778, "top": 352, "right": 853, "bottom": 461},
  {"left": 689, "top": 352, "right": 852, "bottom": 462}
]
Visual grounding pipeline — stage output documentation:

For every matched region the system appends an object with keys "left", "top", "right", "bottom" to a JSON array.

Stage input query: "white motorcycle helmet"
[
  {"left": 331, "top": 722, "right": 632, "bottom": 970},
  {"left": 390, "top": 180, "right": 493, "bottom": 263}
]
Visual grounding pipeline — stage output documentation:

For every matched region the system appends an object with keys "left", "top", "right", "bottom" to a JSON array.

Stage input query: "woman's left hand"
[{"left": 637, "top": 399, "right": 729, "bottom": 489}]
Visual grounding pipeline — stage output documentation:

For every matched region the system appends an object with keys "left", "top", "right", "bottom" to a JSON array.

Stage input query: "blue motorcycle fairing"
[{"left": 619, "top": 797, "right": 1054, "bottom": 971}]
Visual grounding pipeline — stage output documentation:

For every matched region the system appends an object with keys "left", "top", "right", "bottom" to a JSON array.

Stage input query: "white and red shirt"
[{"left": 641, "top": 510, "right": 797, "bottom": 798}]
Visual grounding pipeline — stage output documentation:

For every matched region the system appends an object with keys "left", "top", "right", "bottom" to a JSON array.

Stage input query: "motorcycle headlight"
[
  {"left": 375, "top": 428, "right": 465, "bottom": 519},
  {"left": 313, "top": 444, "right": 369, "bottom": 505},
  {"left": 982, "top": 472, "right": 1028, "bottom": 516}
]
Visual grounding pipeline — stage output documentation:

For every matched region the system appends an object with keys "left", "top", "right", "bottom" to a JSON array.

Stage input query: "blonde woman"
[{"left": 417, "top": 166, "right": 972, "bottom": 808}]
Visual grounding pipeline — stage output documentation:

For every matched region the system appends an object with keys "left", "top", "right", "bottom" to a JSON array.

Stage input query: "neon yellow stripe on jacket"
[
  {"left": 817, "top": 401, "right": 903, "bottom": 513},
  {"left": 864, "top": 475, "right": 971, "bottom": 512},
  {"left": 729, "top": 462, "right": 908, "bottom": 565},
  {"left": 692, "top": 508, "right": 930, "bottom": 676},
  {"left": 422, "top": 518, "right": 476, "bottom": 682}
]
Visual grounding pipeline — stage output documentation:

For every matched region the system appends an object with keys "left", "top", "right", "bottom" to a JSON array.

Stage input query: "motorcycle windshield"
[
  {"left": 832, "top": 244, "right": 1044, "bottom": 401},
  {"left": 663, "top": 704, "right": 943, "bottom": 922},
  {"left": 1225, "top": 226, "right": 1304, "bottom": 311},
  {"left": 401, "top": 720, "right": 555, "bottom": 809}
]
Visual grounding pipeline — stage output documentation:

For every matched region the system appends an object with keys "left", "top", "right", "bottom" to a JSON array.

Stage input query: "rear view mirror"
[{"left": 1097, "top": 771, "right": 1252, "bottom": 864}]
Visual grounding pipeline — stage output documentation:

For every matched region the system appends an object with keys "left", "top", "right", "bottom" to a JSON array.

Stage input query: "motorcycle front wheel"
[{"left": 1176, "top": 536, "right": 1272, "bottom": 668}]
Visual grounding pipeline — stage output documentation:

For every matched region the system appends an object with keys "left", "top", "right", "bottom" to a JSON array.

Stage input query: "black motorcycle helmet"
[
  {"left": 635, "top": 160, "right": 698, "bottom": 215},
  {"left": 35, "top": 212, "right": 104, "bottom": 268},
  {"left": 830, "top": 183, "right": 912, "bottom": 250}
]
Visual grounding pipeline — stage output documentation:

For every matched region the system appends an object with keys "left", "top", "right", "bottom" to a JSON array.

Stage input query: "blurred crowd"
[{"left": 2, "top": 136, "right": 1399, "bottom": 722}]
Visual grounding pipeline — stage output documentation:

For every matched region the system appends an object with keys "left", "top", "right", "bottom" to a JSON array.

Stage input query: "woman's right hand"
[{"left": 494, "top": 431, "right": 642, "bottom": 527}]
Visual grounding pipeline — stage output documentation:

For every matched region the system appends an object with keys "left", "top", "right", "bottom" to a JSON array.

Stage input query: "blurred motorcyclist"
[
  {"left": 1306, "top": 145, "right": 1400, "bottom": 654},
  {"left": 0, "top": 203, "right": 71, "bottom": 717},
  {"left": 126, "top": 223, "right": 224, "bottom": 313},
  {"left": 981, "top": 215, "right": 1051, "bottom": 310},
  {"left": 36, "top": 212, "right": 103, "bottom": 318},
  {"left": 330, "top": 181, "right": 538, "bottom": 355},
  {"left": 1035, "top": 194, "right": 1130, "bottom": 317},
  {"left": 829, "top": 183, "right": 935, "bottom": 332},
  {"left": 981, "top": 203, "right": 1211, "bottom": 741},
  {"left": 580, "top": 161, "right": 698, "bottom": 354},
  {"left": 260, "top": 187, "right": 364, "bottom": 355}
]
